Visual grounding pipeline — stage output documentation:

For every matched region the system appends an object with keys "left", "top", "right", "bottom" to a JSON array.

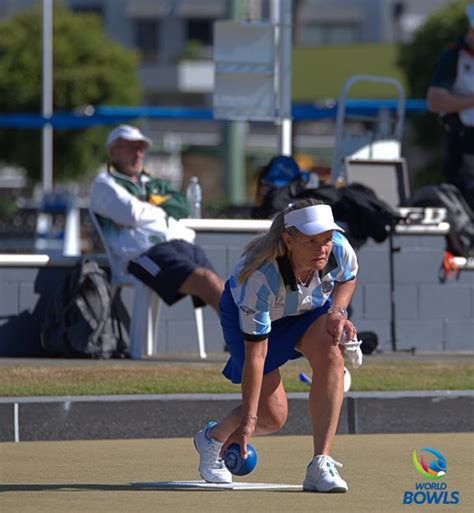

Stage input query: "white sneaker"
[
  {"left": 194, "top": 422, "right": 232, "bottom": 484},
  {"left": 303, "top": 455, "right": 348, "bottom": 493}
]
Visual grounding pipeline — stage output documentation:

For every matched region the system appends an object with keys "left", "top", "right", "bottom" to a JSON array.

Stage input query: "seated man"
[{"left": 90, "top": 124, "right": 224, "bottom": 314}]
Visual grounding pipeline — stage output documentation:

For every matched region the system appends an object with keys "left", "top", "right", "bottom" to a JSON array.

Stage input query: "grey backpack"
[{"left": 41, "top": 258, "right": 126, "bottom": 358}]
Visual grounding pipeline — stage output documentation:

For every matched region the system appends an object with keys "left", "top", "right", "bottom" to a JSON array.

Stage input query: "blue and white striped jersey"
[{"left": 228, "top": 231, "right": 358, "bottom": 339}]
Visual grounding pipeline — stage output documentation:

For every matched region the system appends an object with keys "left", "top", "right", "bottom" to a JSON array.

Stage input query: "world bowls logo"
[
  {"left": 412, "top": 448, "right": 447, "bottom": 480},
  {"left": 403, "top": 448, "right": 459, "bottom": 505}
]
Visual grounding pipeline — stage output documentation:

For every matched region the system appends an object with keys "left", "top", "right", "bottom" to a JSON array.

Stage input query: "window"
[
  {"left": 186, "top": 19, "right": 213, "bottom": 46},
  {"left": 135, "top": 19, "right": 160, "bottom": 62},
  {"left": 71, "top": 6, "right": 103, "bottom": 24},
  {"left": 299, "top": 22, "right": 361, "bottom": 46}
]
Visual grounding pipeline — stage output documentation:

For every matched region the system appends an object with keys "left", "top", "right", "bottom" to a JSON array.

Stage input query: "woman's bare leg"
[
  {"left": 209, "top": 368, "right": 288, "bottom": 442},
  {"left": 296, "top": 314, "right": 345, "bottom": 456}
]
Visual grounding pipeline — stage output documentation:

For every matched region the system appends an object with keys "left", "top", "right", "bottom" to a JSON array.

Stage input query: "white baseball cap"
[
  {"left": 284, "top": 204, "right": 344, "bottom": 236},
  {"left": 467, "top": 3, "right": 474, "bottom": 27},
  {"left": 106, "top": 125, "right": 152, "bottom": 148}
]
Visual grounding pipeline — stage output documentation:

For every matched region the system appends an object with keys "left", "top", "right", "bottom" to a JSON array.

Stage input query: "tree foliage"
[
  {"left": 0, "top": 5, "right": 141, "bottom": 183},
  {"left": 396, "top": 0, "right": 470, "bottom": 187}
]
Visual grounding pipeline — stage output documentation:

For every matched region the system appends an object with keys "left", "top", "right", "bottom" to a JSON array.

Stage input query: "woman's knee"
[{"left": 308, "top": 343, "right": 344, "bottom": 372}]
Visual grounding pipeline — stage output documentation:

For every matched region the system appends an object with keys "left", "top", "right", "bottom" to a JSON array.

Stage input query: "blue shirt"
[{"left": 228, "top": 231, "right": 358, "bottom": 340}]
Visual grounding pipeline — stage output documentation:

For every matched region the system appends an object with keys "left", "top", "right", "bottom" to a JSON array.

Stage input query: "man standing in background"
[{"left": 426, "top": 3, "right": 474, "bottom": 208}]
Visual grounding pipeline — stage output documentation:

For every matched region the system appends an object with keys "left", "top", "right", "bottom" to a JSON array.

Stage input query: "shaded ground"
[{"left": 1, "top": 433, "right": 472, "bottom": 513}]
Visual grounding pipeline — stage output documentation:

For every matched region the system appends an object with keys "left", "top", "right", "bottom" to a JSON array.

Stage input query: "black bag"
[
  {"left": 406, "top": 183, "right": 474, "bottom": 257},
  {"left": 253, "top": 175, "right": 308, "bottom": 219},
  {"left": 334, "top": 183, "right": 398, "bottom": 245},
  {"left": 298, "top": 183, "right": 343, "bottom": 206},
  {"left": 41, "top": 258, "right": 126, "bottom": 358},
  {"left": 252, "top": 155, "right": 305, "bottom": 219}
]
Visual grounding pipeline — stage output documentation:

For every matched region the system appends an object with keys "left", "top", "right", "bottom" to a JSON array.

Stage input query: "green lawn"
[
  {"left": 293, "top": 43, "right": 406, "bottom": 101},
  {"left": 1, "top": 356, "right": 472, "bottom": 397}
]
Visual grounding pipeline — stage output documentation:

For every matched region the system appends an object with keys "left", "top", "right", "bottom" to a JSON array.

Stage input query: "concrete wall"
[
  {"left": 1, "top": 391, "right": 473, "bottom": 441},
  {"left": 0, "top": 231, "right": 473, "bottom": 356},
  {"left": 163, "top": 231, "right": 474, "bottom": 353},
  {"left": 351, "top": 235, "right": 474, "bottom": 352}
]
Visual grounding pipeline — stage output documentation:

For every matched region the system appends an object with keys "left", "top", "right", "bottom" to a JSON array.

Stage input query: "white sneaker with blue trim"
[
  {"left": 303, "top": 455, "right": 348, "bottom": 493},
  {"left": 194, "top": 421, "right": 232, "bottom": 484}
]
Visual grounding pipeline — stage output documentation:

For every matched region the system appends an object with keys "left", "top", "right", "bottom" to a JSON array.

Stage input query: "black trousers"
[{"left": 443, "top": 126, "right": 474, "bottom": 209}]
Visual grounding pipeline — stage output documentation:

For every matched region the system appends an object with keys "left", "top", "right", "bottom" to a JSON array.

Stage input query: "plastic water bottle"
[
  {"left": 305, "top": 172, "right": 319, "bottom": 189},
  {"left": 335, "top": 174, "right": 345, "bottom": 188},
  {"left": 186, "top": 176, "right": 202, "bottom": 218}
]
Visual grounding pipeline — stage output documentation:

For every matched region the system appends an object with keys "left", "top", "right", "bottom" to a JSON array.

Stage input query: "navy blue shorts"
[
  {"left": 127, "top": 240, "right": 215, "bottom": 307},
  {"left": 220, "top": 281, "right": 331, "bottom": 384}
]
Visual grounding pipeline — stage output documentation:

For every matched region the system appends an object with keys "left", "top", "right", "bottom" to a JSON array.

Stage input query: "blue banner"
[{"left": 0, "top": 99, "right": 427, "bottom": 130}]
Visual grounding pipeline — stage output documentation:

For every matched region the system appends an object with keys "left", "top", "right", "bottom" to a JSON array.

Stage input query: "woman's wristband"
[{"left": 243, "top": 415, "right": 258, "bottom": 422}]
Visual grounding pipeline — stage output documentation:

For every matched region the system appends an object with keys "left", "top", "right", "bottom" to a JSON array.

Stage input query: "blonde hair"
[{"left": 237, "top": 198, "right": 323, "bottom": 284}]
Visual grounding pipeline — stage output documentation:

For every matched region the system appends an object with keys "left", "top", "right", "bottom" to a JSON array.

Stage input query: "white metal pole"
[
  {"left": 271, "top": 0, "right": 292, "bottom": 156},
  {"left": 14, "top": 403, "right": 19, "bottom": 443},
  {"left": 280, "top": 119, "right": 292, "bottom": 156},
  {"left": 42, "top": 0, "right": 53, "bottom": 193}
]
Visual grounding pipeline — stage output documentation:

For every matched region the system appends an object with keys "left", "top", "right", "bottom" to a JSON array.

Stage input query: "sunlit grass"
[{"left": 1, "top": 356, "right": 472, "bottom": 397}]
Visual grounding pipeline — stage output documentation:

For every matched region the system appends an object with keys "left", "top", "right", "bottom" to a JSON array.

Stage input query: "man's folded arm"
[{"left": 90, "top": 179, "right": 167, "bottom": 228}]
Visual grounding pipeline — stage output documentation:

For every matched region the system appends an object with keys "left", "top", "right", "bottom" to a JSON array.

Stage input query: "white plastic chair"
[{"left": 89, "top": 208, "right": 207, "bottom": 359}]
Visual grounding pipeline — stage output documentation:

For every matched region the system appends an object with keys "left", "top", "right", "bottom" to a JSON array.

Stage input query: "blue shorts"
[
  {"left": 220, "top": 281, "right": 331, "bottom": 384},
  {"left": 127, "top": 240, "right": 214, "bottom": 307}
]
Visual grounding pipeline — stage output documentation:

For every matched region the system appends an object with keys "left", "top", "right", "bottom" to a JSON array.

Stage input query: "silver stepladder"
[
  {"left": 331, "top": 74, "right": 406, "bottom": 188},
  {"left": 343, "top": 158, "right": 410, "bottom": 209},
  {"left": 88, "top": 208, "right": 207, "bottom": 360}
]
